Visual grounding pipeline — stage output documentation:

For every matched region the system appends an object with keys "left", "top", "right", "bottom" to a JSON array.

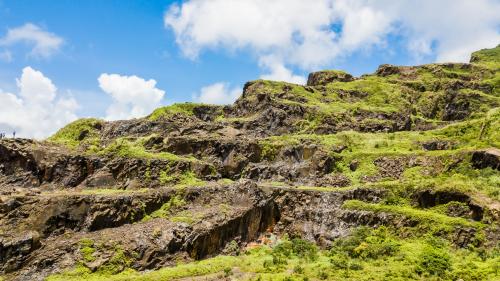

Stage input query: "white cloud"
[
  {"left": 193, "top": 82, "right": 241, "bottom": 105},
  {"left": 98, "top": 73, "right": 165, "bottom": 120},
  {"left": 165, "top": 0, "right": 500, "bottom": 81},
  {"left": 384, "top": 0, "right": 500, "bottom": 62},
  {"left": 0, "top": 23, "right": 64, "bottom": 58},
  {"left": 259, "top": 56, "right": 306, "bottom": 84},
  {"left": 0, "top": 67, "right": 78, "bottom": 139}
]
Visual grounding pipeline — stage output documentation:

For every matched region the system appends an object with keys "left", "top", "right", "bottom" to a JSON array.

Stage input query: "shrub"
[
  {"left": 317, "top": 270, "right": 329, "bottom": 280},
  {"left": 224, "top": 240, "right": 240, "bottom": 256},
  {"left": 416, "top": 247, "right": 452, "bottom": 276},
  {"left": 330, "top": 254, "right": 349, "bottom": 270},
  {"left": 272, "top": 252, "right": 288, "bottom": 266},
  {"left": 223, "top": 267, "right": 232, "bottom": 277},
  {"left": 291, "top": 238, "right": 318, "bottom": 261},
  {"left": 272, "top": 239, "right": 293, "bottom": 259},
  {"left": 330, "top": 227, "right": 371, "bottom": 257},
  {"left": 293, "top": 264, "right": 304, "bottom": 274},
  {"left": 330, "top": 226, "right": 399, "bottom": 260},
  {"left": 263, "top": 259, "right": 274, "bottom": 269},
  {"left": 451, "top": 262, "right": 487, "bottom": 281}
]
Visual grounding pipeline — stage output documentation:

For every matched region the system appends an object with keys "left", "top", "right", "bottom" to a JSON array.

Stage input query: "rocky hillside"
[{"left": 1, "top": 46, "right": 499, "bottom": 281}]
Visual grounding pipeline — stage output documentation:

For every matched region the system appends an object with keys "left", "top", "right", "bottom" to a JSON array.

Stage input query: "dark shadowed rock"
[{"left": 471, "top": 149, "right": 500, "bottom": 170}]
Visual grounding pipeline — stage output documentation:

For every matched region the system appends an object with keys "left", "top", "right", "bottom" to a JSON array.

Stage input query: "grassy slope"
[
  {"left": 47, "top": 231, "right": 500, "bottom": 281},
  {"left": 45, "top": 46, "right": 500, "bottom": 281}
]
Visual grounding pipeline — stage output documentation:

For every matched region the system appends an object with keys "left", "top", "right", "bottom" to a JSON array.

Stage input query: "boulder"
[{"left": 306, "top": 70, "right": 354, "bottom": 86}]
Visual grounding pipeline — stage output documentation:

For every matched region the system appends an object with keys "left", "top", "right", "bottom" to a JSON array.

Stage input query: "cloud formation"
[
  {"left": 165, "top": 0, "right": 500, "bottom": 83},
  {"left": 0, "top": 23, "right": 64, "bottom": 59},
  {"left": 98, "top": 73, "right": 165, "bottom": 120},
  {"left": 0, "top": 67, "right": 78, "bottom": 139},
  {"left": 192, "top": 82, "right": 241, "bottom": 105}
]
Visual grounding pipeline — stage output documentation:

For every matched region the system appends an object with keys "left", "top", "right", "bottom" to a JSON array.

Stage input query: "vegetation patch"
[
  {"left": 142, "top": 195, "right": 186, "bottom": 222},
  {"left": 148, "top": 103, "right": 202, "bottom": 121},
  {"left": 160, "top": 170, "right": 206, "bottom": 187},
  {"left": 49, "top": 228, "right": 500, "bottom": 281},
  {"left": 343, "top": 200, "right": 482, "bottom": 229},
  {"left": 48, "top": 118, "right": 103, "bottom": 149},
  {"left": 97, "top": 135, "right": 184, "bottom": 161}
]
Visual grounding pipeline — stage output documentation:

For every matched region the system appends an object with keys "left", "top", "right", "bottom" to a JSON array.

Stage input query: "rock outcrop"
[{"left": 1, "top": 45, "right": 499, "bottom": 281}]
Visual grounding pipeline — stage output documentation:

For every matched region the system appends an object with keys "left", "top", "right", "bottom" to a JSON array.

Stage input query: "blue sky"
[
  {"left": 0, "top": 1, "right": 260, "bottom": 117},
  {"left": 0, "top": 0, "right": 499, "bottom": 138}
]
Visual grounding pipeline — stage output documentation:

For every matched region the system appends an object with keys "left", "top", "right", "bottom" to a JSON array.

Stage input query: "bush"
[
  {"left": 223, "top": 267, "right": 232, "bottom": 277},
  {"left": 273, "top": 239, "right": 293, "bottom": 258},
  {"left": 451, "top": 262, "right": 487, "bottom": 281},
  {"left": 272, "top": 253, "right": 288, "bottom": 266},
  {"left": 416, "top": 247, "right": 452, "bottom": 276},
  {"left": 263, "top": 259, "right": 274, "bottom": 269},
  {"left": 330, "top": 254, "right": 349, "bottom": 270},
  {"left": 291, "top": 238, "right": 318, "bottom": 261},
  {"left": 317, "top": 270, "right": 329, "bottom": 280},
  {"left": 330, "top": 227, "right": 371, "bottom": 257},
  {"left": 293, "top": 265, "right": 304, "bottom": 274},
  {"left": 330, "top": 226, "right": 399, "bottom": 260},
  {"left": 224, "top": 240, "right": 240, "bottom": 256}
]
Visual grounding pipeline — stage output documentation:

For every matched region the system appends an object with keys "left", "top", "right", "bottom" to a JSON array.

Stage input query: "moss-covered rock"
[{"left": 2, "top": 45, "right": 500, "bottom": 281}]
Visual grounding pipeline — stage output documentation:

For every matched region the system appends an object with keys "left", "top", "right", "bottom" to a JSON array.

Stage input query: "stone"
[{"left": 306, "top": 70, "right": 354, "bottom": 86}]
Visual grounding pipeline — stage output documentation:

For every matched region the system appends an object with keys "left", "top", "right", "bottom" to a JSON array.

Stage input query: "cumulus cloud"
[
  {"left": 0, "top": 23, "right": 64, "bottom": 58},
  {"left": 259, "top": 56, "right": 307, "bottom": 84},
  {"left": 193, "top": 82, "right": 241, "bottom": 105},
  {"left": 165, "top": 0, "right": 500, "bottom": 82},
  {"left": 98, "top": 73, "right": 165, "bottom": 120},
  {"left": 0, "top": 67, "right": 78, "bottom": 139},
  {"left": 383, "top": 0, "right": 500, "bottom": 62}
]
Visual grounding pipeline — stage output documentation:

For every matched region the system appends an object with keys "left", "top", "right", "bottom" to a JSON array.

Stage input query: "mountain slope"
[{"left": 0, "top": 45, "right": 499, "bottom": 281}]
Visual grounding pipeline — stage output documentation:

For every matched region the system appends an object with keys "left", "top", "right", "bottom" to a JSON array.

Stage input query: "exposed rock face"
[
  {"left": 1, "top": 183, "right": 279, "bottom": 280},
  {"left": 412, "top": 190, "right": 484, "bottom": 221},
  {"left": 306, "top": 70, "right": 354, "bottom": 86},
  {"left": 421, "top": 140, "right": 455, "bottom": 151},
  {"left": 375, "top": 64, "right": 419, "bottom": 78},
  {"left": 1, "top": 46, "right": 499, "bottom": 280},
  {"left": 471, "top": 149, "right": 500, "bottom": 170},
  {"left": 272, "top": 188, "right": 388, "bottom": 246}
]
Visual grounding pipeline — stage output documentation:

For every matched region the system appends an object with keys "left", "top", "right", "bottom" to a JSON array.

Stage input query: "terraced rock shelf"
[{"left": 1, "top": 46, "right": 499, "bottom": 281}]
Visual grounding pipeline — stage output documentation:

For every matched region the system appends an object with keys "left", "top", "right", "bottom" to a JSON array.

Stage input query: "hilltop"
[{"left": 0, "top": 45, "right": 499, "bottom": 281}]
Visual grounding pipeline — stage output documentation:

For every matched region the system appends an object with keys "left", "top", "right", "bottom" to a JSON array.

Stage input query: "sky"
[{"left": 0, "top": 0, "right": 499, "bottom": 139}]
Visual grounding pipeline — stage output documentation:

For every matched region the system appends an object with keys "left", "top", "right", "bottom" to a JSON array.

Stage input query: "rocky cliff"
[{"left": 1, "top": 46, "right": 499, "bottom": 281}]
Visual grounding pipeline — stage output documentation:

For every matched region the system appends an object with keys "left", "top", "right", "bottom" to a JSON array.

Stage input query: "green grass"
[
  {"left": 232, "top": 46, "right": 499, "bottom": 134},
  {"left": 147, "top": 103, "right": 204, "bottom": 121},
  {"left": 471, "top": 44, "right": 500, "bottom": 69},
  {"left": 47, "top": 229, "right": 500, "bottom": 281},
  {"left": 258, "top": 109, "right": 499, "bottom": 190},
  {"left": 97, "top": 136, "right": 183, "bottom": 161},
  {"left": 343, "top": 200, "right": 481, "bottom": 228},
  {"left": 48, "top": 118, "right": 103, "bottom": 149},
  {"left": 79, "top": 239, "right": 96, "bottom": 262},
  {"left": 142, "top": 195, "right": 186, "bottom": 222},
  {"left": 169, "top": 210, "right": 203, "bottom": 225},
  {"left": 46, "top": 255, "right": 240, "bottom": 281},
  {"left": 42, "top": 45, "right": 500, "bottom": 281},
  {"left": 160, "top": 170, "right": 206, "bottom": 187},
  {"left": 261, "top": 108, "right": 499, "bottom": 155}
]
